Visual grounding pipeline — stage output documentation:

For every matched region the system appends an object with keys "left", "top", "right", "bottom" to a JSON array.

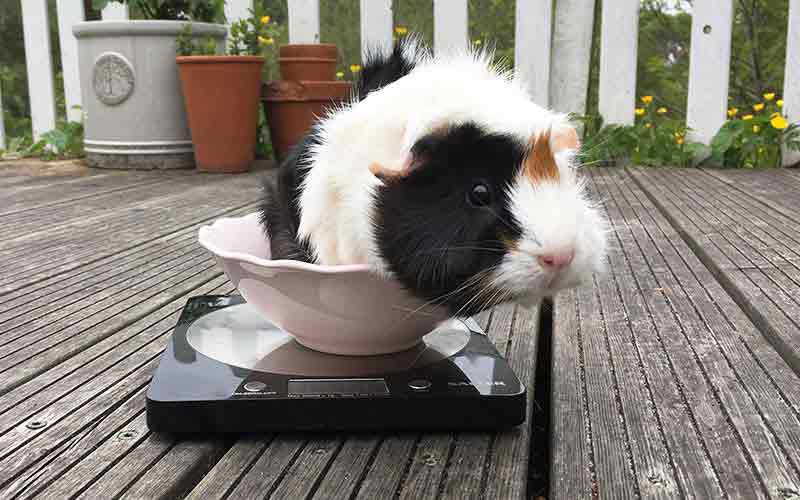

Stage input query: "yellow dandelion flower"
[
  {"left": 770, "top": 115, "right": 789, "bottom": 130},
  {"left": 763, "top": 92, "right": 775, "bottom": 101},
  {"left": 752, "top": 125, "right": 760, "bottom": 133},
  {"left": 753, "top": 103, "right": 765, "bottom": 112},
  {"left": 350, "top": 64, "right": 361, "bottom": 73},
  {"left": 644, "top": 122, "right": 652, "bottom": 129},
  {"left": 777, "top": 99, "right": 784, "bottom": 108},
  {"left": 336, "top": 71, "right": 345, "bottom": 79},
  {"left": 742, "top": 114, "right": 754, "bottom": 121},
  {"left": 727, "top": 108, "right": 738, "bottom": 117},
  {"left": 641, "top": 95, "right": 654, "bottom": 104},
  {"left": 676, "top": 137, "right": 684, "bottom": 145},
  {"left": 657, "top": 107, "right": 668, "bottom": 114},
  {"left": 260, "top": 15, "right": 271, "bottom": 24},
  {"left": 258, "top": 36, "right": 272, "bottom": 45},
  {"left": 635, "top": 108, "right": 645, "bottom": 116},
  {"left": 394, "top": 26, "right": 408, "bottom": 35},
  {"left": 474, "top": 39, "right": 483, "bottom": 46}
]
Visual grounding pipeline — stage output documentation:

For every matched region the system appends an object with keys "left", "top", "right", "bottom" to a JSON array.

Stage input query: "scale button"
[
  {"left": 408, "top": 379, "right": 432, "bottom": 391},
  {"left": 243, "top": 381, "right": 267, "bottom": 392}
]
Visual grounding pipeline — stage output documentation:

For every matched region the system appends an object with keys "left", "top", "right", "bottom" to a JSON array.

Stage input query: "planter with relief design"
[{"left": 73, "top": 21, "right": 227, "bottom": 169}]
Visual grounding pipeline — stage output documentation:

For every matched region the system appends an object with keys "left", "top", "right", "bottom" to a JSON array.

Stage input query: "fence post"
[
  {"left": 101, "top": 2, "right": 129, "bottom": 20},
  {"left": 783, "top": 0, "right": 800, "bottom": 166},
  {"left": 21, "top": 0, "right": 57, "bottom": 141},
  {"left": 56, "top": 0, "right": 85, "bottom": 123},
  {"left": 550, "top": 0, "right": 596, "bottom": 116},
  {"left": 360, "top": 0, "right": 393, "bottom": 61},
  {"left": 514, "top": 0, "right": 552, "bottom": 107},
  {"left": 288, "top": 0, "right": 320, "bottom": 43},
  {"left": 0, "top": 81, "right": 5, "bottom": 150},
  {"left": 434, "top": 0, "right": 468, "bottom": 55},
  {"left": 598, "top": 0, "right": 639, "bottom": 125},
  {"left": 686, "top": 0, "right": 733, "bottom": 144}
]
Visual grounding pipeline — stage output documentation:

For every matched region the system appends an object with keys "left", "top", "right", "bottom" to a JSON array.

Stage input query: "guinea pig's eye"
[{"left": 467, "top": 182, "right": 493, "bottom": 207}]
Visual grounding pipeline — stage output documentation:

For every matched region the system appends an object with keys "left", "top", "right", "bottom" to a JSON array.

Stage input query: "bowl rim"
[{"left": 198, "top": 213, "right": 372, "bottom": 274}]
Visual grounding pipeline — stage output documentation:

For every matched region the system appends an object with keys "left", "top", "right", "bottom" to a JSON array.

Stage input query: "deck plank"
[
  {"left": 3, "top": 279, "right": 235, "bottom": 499},
  {"left": 0, "top": 177, "right": 260, "bottom": 296},
  {"left": 0, "top": 204, "right": 253, "bottom": 317},
  {"left": 552, "top": 168, "right": 800, "bottom": 498},
  {"left": 629, "top": 167, "right": 800, "bottom": 372},
  {"left": 5, "top": 165, "right": 800, "bottom": 499}
]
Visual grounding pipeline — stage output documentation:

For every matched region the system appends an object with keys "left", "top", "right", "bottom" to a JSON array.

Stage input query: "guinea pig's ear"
[
  {"left": 368, "top": 151, "right": 427, "bottom": 182},
  {"left": 551, "top": 125, "right": 580, "bottom": 153}
]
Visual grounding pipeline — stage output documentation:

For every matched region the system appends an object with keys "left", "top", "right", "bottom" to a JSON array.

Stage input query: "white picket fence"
[{"left": 4, "top": 0, "right": 800, "bottom": 165}]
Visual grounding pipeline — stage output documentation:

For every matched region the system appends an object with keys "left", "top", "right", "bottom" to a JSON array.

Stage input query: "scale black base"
[{"left": 146, "top": 295, "right": 527, "bottom": 433}]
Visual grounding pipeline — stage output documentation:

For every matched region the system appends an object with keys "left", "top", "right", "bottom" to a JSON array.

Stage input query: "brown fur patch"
[{"left": 524, "top": 129, "right": 560, "bottom": 183}]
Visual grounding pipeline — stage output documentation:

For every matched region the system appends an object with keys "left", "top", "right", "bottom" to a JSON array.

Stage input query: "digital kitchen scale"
[{"left": 146, "top": 295, "right": 526, "bottom": 433}]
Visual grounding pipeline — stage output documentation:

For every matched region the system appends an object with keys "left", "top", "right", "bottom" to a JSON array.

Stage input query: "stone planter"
[{"left": 73, "top": 21, "right": 227, "bottom": 169}]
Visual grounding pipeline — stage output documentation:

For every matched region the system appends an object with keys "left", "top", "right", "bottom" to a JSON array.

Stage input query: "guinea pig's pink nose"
[{"left": 538, "top": 249, "right": 575, "bottom": 272}]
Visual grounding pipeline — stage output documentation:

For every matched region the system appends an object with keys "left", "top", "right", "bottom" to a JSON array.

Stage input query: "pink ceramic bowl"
[{"left": 197, "top": 213, "right": 450, "bottom": 355}]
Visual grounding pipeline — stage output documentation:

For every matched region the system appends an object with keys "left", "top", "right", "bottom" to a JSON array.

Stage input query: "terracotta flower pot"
[
  {"left": 279, "top": 43, "right": 337, "bottom": 81},
  {"left": 177, "top": 55, "right": 264, "bottom": 173},
  {"left": 263, "top": 80, "right": 352, "bottom": 161}
]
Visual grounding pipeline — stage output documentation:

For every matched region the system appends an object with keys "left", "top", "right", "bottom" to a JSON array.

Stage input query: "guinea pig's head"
[{"left": 369, "top": 121, "right": 607, "bottom": 317}]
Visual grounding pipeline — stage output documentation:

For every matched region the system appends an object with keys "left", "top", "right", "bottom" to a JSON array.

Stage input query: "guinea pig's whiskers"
[
  {"left": 395, "top": 267, "right": 498, "bottom": 322},
  {"left": 417, "top": 246, "right": 507, "bottom": 255}
]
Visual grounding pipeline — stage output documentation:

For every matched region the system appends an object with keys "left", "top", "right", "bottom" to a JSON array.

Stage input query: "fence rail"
[{"left": 4, "top": 0, "right": 800, "bottom": 166}]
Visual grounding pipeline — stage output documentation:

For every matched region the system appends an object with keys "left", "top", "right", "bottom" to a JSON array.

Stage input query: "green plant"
[
  {"left": 12, "top": 107, "right": 86, "bottom": 161},
  {"left": 91, "top": 0, "right": 226, "bottom": 22},
  {"left": 575, "top": 96, "right": 704, "bottom": 168},
  {"left": 176, "top": 23, "right": 219, "bottom": 56},
  {"left": 710, "top": 94, "right": 800, "bottom": 168},
  {"left": 228, "top": 5, "right": 281, "bottom": 56},
  {"left": 0, "top": 136, "right": 32, "bottom": 159},
  {"left": 176, "top": 5, "right": 280, "bottom": 57}
]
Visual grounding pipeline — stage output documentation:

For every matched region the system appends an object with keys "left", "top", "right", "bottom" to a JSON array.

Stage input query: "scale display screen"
[{"left": 288, "top": 378, "right": 389, "bottom": 397}]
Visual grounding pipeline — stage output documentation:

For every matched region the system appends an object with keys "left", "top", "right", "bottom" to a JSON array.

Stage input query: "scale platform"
[{"left": 146, "top": 295, "right": 526, "bottom": 433}]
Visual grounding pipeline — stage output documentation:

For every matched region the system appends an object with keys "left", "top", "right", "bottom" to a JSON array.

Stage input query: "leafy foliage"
[
  {"left": 576, "top": 96, "right": 704, "bottom": 168},
  {"left": 91, "top": 0, "right": 226, "bottom": 22},
  {"left": 227, "top": 4, "right": 282, "bottom": 56},
  {"left": 710, "top": 95, "right": 799, "bottom": 167},
  {"left": 175, "top": 23, "right": 220, "bottom": 56},
  {"left": 29, "top": 119, "right": 85, "bottom": 160}
]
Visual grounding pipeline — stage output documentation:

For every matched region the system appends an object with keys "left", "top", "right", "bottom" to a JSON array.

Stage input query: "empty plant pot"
[
  {"left": 279, "top": 43, "right": 337, "bottom": 81},
  {"left": 263, "top": 80, "right": 352, "bottom": 161},
  {"left": 177, "top": 55, "right": 264, "bottom": 173}
]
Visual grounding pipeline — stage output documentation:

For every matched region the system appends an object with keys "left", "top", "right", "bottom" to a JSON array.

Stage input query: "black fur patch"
[{"left": 373, "top": 123, "right": 526, "bottom": 316}]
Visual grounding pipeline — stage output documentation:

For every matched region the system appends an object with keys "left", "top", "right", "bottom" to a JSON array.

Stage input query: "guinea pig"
[{"left": 259, "top": 36, "right": 607, "bottom": 317}]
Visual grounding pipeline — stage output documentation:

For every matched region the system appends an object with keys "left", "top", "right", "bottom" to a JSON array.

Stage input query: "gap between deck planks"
[{"left": 551, "top": 167, "right": 800, "bottom": 499}]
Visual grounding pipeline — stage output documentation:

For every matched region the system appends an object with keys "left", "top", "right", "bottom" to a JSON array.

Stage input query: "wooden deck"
[{"left": 2, "top": 162, "right": 800, "bottom": 499}]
